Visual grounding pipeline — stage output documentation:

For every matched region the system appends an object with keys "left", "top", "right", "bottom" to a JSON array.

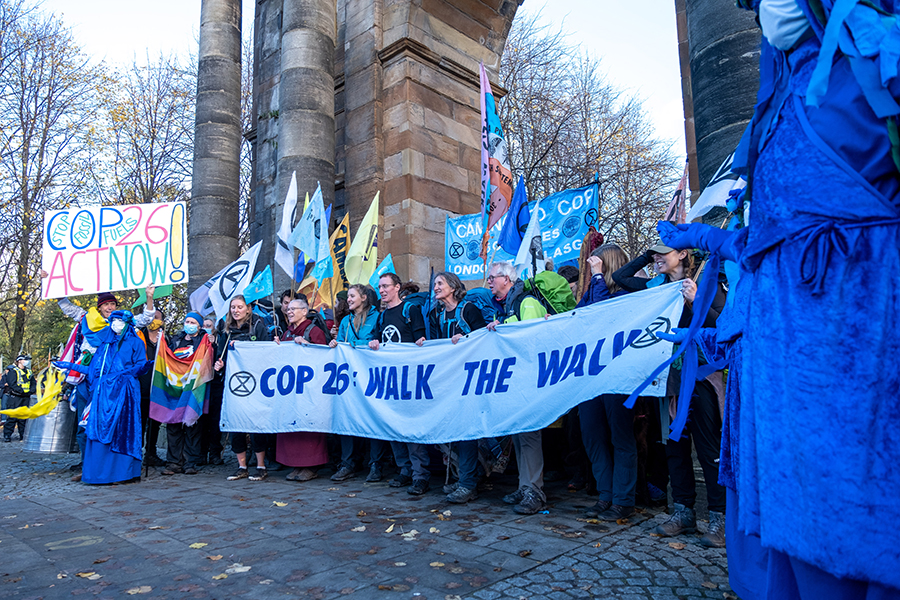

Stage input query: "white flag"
[
  {"left": 274, "top": 172, "right": 299, "bottom": 278},
  {"left": 514, "top": 197, "right": 545, "bottom": 278},
  {"left": 191, "top": 241, "right": 263, "bottom": 320},
  {"left": 685, "top": 152, "right": 746, "bottom": 222},
  {"left": 287, "top": 183, "right": 332, "bottom": 281}
]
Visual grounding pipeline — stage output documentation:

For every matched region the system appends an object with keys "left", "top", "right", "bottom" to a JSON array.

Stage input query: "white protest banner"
[
  {"left": 42, "top": 202, "right": 187, "bottom": 299},
  {"left": 203, "top": 241, "right": 263, "bottom": 320},
  {"left": 222, "top": 284, "right": 683, "bottom": 443}
]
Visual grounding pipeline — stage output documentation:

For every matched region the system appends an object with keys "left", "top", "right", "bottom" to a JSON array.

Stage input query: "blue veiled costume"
[
  {"left": 655, "top": 1, "right": 900, "bottom": 597},
  {"left": 81, "top": 311, "right": 149, "bottom": 484}
]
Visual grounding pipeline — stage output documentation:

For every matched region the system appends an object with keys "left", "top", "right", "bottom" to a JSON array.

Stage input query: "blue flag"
[
  {"left": 243, "top": 265, "right": 274, "bottom": 304},
  {"left": 497, "top": 176, "right": 529, "bottom": 256},
  {"left": 369, "top": 254, "right": 395, "bottom": 299}
]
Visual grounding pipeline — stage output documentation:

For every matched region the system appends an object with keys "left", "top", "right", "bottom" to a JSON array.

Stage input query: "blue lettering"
[
  {"left": 613, "top": 329, "right": 642, "bottom": 359},
  {"left": 560, "top": 343, "right": 586, "bottom": 381},
  {"left": 495, "top": 357, "right": 516, "bottom": 393},
  {"left": 261, "top": 368, "right": 276, "bottom": 397},
  {"left": 461, "top": 361, "right": 479, "bottom": 396},
  {"left": 476, "top": 359, "right": 500, "bottom": 395},
  {"left": 400, "top": 365, "right": 412, "bottom": 400},
  {"left": 384, "top": 367, "right": 399, "bottom": 400},
  {"left": 277, "top": 366, "right": 295, "bottom": 395},
  {"left": 364, "top": 367, "right": 386, "bottom": 398},
  {"left": 295, "top": 366, "right": 314, "bottom": 393},
  {"left": 588, "top": 338, "right": 607, "bottom": 376},
  {"left": 537, "top": 346, "right": 573, "bottom": 388},
  {"left": 415, "top": 364, "right": 434, "bottom": 400}
]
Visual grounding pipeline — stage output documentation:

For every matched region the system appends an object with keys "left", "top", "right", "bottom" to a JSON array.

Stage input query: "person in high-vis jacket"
[{"left": 2, "top": 355, "right": 36, "bottom": 442}]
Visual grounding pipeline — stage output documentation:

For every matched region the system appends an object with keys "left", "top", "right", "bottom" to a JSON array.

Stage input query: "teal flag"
[
  {"left": 243, "top": 266, "right": 274, "bottom": 304},
  {"left": 368, "top": 254, "right": 395, "bottom": 299},
  {"left": 132, "top": 284, "right": 174, "bottom": 309}
]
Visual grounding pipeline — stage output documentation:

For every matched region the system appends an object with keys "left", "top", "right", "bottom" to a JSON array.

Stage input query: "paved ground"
[{"left": 0, "top": 440, "right": 736, "bottom": 600}]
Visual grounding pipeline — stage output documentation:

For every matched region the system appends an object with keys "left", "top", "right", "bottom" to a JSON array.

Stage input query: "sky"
[{"left": 39, "top": 0, "right": 686, "bottom": 157}]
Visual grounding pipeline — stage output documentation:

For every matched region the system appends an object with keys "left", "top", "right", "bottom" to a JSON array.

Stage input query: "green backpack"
[{"left": 523, "top": 270, "right": 576, "bottom": 316}]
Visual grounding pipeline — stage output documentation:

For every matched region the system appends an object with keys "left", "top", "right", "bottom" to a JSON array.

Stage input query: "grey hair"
[
  {"left": 490, "top": 260, "right": 518, "bottom": 283},
  {"left": 289, "top": 298, "right": 309, "bottom": 311}
]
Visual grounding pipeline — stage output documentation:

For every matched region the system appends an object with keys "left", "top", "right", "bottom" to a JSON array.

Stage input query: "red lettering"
[
  {"left": 45, "top": 253, "right": 68, "bottom": 297},
  {"left": 67, "top": 251, "right": 85, "bottom": 292}
]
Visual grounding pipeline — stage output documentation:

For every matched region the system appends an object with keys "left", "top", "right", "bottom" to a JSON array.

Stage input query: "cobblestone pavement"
[{"left": 0, "top": 441, "right": 736, "bottom": 599}]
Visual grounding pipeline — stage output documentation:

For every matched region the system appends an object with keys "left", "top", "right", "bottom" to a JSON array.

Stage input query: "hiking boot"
[
  {"left": 389, "top": 474, "right": 412, "bottom": 488},
  {"left": 183, "top": 467, "right": 199, "bottom": 475},
  {"left": 143, "top": 454, "right": 164, "bottom": 467},
  {"left": 446, "top": 485, "right": 478, "bottom": 504},
  {"left": 69, "top": 462, "right": 83, "bottom": 472},
  {"left": 407, "top": 479, "right": 430, "bottom": 495},
  {"left": 331, "top": 466, "right": 356, "bottom": 482},
  {"left": 513, "top": 487, "right": 545, "bottom": 515},
  {"left": 598, "top": 504, "right": 635, "bottom": 522},
  {"left": 295, "top": 468, "right": 318, "bottom": 482},
  {"left": 227, "top": 467, "right": 249, "bottom": 481},
  {"left": 209, "top": 456, "right": 225, "bottom": 466},
  {"left": 3, "top": 437, "right": 11, "bottom": 443},
  {"left": 365, "top": 463, "right": 383, "bottom": 482},
  {"left": 502, "top": 488, "right": 525, "bottom": 505},
  {"left": 584, "top": 500, "right": 612, "bottom": 518},
  {"left": 647, "top": 482, "right": 668, "bottom": 506},
  {"left": 249, "top": 467, "right": 268, "bottom": 481},
  {"left": 700, "top": 510, "right": 726, "bottom": 548},
  {"left": 161, "top": 466, "right": 183, "bottom": 476},
  {"left": 654, "top": 503, "right": 697, "bottom": 537},
  {"left": 70, "top": 474, "right": 82, "bottom": 482}
]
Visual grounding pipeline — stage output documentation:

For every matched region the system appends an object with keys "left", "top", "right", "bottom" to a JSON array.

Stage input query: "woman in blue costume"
[
  {"left": 651, "top": 0, "right": 900, "bottom": 597},
  {"left": 60, "top": 310, "right": 149, "bottom": 484}
]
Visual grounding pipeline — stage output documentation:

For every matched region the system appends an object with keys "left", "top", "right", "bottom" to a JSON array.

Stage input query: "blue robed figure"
[
  {"left": 60, "top": 310, "right": 149, "bottom": 484},
  {"left": 652, "top": 1, "right": 900, "bottom": 598}
]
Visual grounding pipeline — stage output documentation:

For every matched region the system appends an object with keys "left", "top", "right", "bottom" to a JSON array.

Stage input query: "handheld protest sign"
[{"left": 41, "top": 202, "right": 187, "bottom": 299}]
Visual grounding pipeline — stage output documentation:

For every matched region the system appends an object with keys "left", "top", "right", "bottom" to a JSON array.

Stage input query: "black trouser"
[
  {"left": 3, "top": 394, "right": 29, "bottom": 438},
  {"left": 232, "top": 432, "right": 274, "bottom": 456},
  {"left": 166, "top": 423, "right": 202, "bottom": 470},
  {"left": 666, "top": 379, "right": 725, "bottom": 513},
  {"left": 339, "top": 436, "right": 387, "bottom": 470},
  {"left": 200, "top": 386, "right": 224, "bottom": 460},
  {"left": 580, "top": 394, "right": 637, "bottom": 506}
]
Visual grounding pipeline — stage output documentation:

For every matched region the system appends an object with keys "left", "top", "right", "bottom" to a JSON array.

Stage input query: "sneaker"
[
  {"left": 249, "top": 467, "right": 268, "bottom": 481},
  {"left": 70, "top": 474, "right": 82, "bottom": 482},
  {"left": 584, "top": 500, "right": 612, "bottom": 518},
  {"left": 407, "top": 479, "right": 430, "bottom": 495},
  {"left": 143, "top": 454, "right": 165, "bottom": 467},
  {"left": 513, "top": 487, "right": 545, "bottom": 515},
  {"left": 331, "top": 465, "right": 356, "bottom": 482},
  {"left": 295, "top": 468, "right": 318, "bottom": 482},
  {"left": 389, "top": 474, "right": 412, "bottom": 488},
  {"left": 69, "top": 462, "right": 83, "bottom": 472},
  {"left": 365, "top": 463, "right": 383, "bottom": 483},
  {"left": 502, "top": 488, "right": 525, "bottom": 505},
  {"left": 597, "top": 504, "right": 635, "bottom": 522},
  {"left": 443, "top": 481, "right": 460, "bottom": 495},
  {"left": 700, "top": 510, "right": 726, "bottom": 548},
  {"left": 647, "top": 482, "right": 668, "bottom": 506},
  {"left": 653, "top": 503, "right": 697, "bottom": 537},
  {"left": 3, "top": 437, "right": 11, "bottom": 443},
  {"left": 183, "top": 467, "right": 199, "bottom": 475},
  {"left": 446, "top": 485, "right": 478, "bottom": 504},
  {"left": 209, "top": 456, "right": 225, "bottom": 466},
  {"left": 161, "top": 466, "right": 183, "bottom": 476},
  {"left": 227, "top": 467, "right": 249, "bottom": 481}
]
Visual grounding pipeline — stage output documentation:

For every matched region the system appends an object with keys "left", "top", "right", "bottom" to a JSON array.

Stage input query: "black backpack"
[{"left": 302, "top": 309, "right": 333, "bottom": 343}]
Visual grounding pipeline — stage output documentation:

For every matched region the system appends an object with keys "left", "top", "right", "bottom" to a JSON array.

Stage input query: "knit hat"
[
  {"left": 97, "top": 292, "right": 118, "bottom": 308},
  {"left": 185, "top": 311, "right": 204, "bottom": 325}
]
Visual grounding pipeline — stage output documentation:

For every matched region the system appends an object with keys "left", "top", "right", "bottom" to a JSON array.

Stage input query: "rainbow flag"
[{"left": 149, "top": 333, "right": 214, "bottom": 426}]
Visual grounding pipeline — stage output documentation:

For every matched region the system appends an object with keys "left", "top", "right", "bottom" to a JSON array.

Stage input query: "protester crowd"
[{"left": 15, "top": 236, "right": 730, "bottom": 552}]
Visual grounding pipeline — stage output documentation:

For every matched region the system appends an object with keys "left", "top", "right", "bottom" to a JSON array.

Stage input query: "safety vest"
[{"left": 13, "top": 367, "right": 32, "bottom": 395}]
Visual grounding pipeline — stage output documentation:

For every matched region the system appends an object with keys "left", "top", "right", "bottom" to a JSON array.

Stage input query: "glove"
[
  {"left": 657, "top": 221, "right": 738, "bottom": 262},
  {"left": 54, "top": 361, "right": 88, "bottom": 374},
  {"left": 656, "top": 328, "right": 688, "bottom": 344}
]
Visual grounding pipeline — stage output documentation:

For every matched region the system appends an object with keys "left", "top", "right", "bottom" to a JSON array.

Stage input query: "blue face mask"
[
  {"left": 204, "top": 327, "right": 213, "bottom": 335},
  {"left": 184, "top": 323, "right": 199, "bottom": 335}
]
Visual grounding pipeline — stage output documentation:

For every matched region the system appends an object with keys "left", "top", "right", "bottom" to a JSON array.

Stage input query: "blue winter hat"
[{"left": 185, "top": 311, "right": 204, "bottom": 325}]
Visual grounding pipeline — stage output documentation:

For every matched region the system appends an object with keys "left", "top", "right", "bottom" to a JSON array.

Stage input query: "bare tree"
[
  {"left": 499, "top": 11, "right": 678, "bottom": 259},
  {"left": 0, "top": 9, "right": 103, "bottom": 355}
]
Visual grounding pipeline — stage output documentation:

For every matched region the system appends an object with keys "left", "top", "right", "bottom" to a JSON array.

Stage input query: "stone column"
[
  {"left": 189, "top": 0, "right": 243, "bottom": 292},
  {"left": 684, "top": 0, "right": 760, "bottom": 188},
  {"left": 271, "top": 0, "right": 336, "bottom": 291}
]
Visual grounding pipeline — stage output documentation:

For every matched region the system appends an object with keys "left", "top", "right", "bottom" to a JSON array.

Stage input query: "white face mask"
[{"left": 111, "top": 319, "right": 126, "bottom": 334}]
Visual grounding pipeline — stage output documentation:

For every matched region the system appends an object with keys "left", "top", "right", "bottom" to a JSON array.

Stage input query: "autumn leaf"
[
  {"left": 225, "top": 563, "right": 251, "bottom": 574},
  {"left": 272, "top": 501, "right": 288, "bottom": 507},
  {"left": 125, "top": 586, "right": 152, "bottom": 595},
  {"left": 701, "top": 581, "right": 718, "bottom": 589},
  {"left": 429, "top": 562, "right": 445, "bottom": 567},
  {"left": 56, "top": 573, "right": 67, "bottom": 579},
  {"left": 385, "top": 524, "right": 395, "bottom": 533},
  {"left": 206, "top": 555, "right": 223, "bottom": 561},
  {"left": 148, "top": 526, "right": 167, "bottom": 530},
  {"left": 351, "top": 526, "right": 366, "bottom": 532},
  {"left": 212, "top": 574, "right": 227, "bottom": 580},
  {"left": 357, "top": 511, "right": 366, "bottom": 517},
  {"left": 75, "top": 572, "right": 96, "bottom": 578},
  {"left": 668, "top": 542, "right": 686, "bottom": 550},
  {"left": 429, "top": 527, "right": 440, "bottom": 534},
  {"left": 615, "top": 518, "right": 630, "bottom": 525},
  {"left": 518, "top": 550, "right": 532, "bottom": 557},
  {"left": 394, "top": 562, "right": 406, "bottom": 567},
  {"left": 592, "top": 543, "right": 602, "bottom": 548},
  {"left": 92, "top": 556, "right": 112, "bottom": 564},
  {"left": 189, "top": 543, "right": 208, "bottom": 549}
]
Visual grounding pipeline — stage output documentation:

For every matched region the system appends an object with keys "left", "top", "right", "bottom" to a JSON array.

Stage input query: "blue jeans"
[
  {"left": 580, "top": 394, "right": 637, "bottom": 506},
  {"left": 456, "top": 440, "right": 480, "bottom": 489}
]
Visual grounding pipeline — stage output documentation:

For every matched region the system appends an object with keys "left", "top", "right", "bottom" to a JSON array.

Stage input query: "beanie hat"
[
  {"left": 97, "top": 292, "right": 118, "bottom": 308},
  {"left": 185, "top": 311, "right": 204, "bottom": 325}
]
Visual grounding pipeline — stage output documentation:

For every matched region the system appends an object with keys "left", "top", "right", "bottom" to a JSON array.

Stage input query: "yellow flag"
[
  {"left": 297, "top": 276, "right": 322, "bottom": 310},
  {"left": 345, "top": 192, "right": 380, "bottom": 284},
  {"left": 316, "top": 213, "right": 351, "bottom": 308},
  {"left": 304, "top": 191, "right": 310, "bottom": 212},
  {"left": 0, "top": 367, "right": 63, "bottom": 420}
]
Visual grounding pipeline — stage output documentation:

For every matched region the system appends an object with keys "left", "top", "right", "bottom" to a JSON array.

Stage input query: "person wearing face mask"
[
  {"left": 214, "top": 295, "right": 272, "bottom": 481},
  {"left": 136, "top": 308, "right": 166, "bottom": 468},
  {"left": 159, "top": 313, "right": 209, "bottom": 476},
  {"left": 613, "top": 243, "right": 727, "bottom": 547},
  {"left": 56, "top": 310, "right": 150, "bottom": 484},
  {"left": 2, "top": 354, "right": 36, "bottom": 442}
]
